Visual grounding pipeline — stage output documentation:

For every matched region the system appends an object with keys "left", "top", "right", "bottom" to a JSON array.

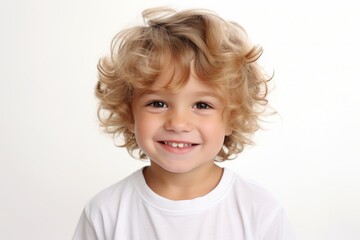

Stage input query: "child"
[{"left": 73, "top": 7, "right": 296, "bottom": 240}]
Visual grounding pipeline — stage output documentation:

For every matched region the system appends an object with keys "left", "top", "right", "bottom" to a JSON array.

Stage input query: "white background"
[{"left": 1, "top": 0, "right": 359, "bottom": 239}]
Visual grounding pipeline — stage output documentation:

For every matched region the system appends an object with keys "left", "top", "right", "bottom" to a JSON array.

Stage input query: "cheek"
[
  {"left": 200, "top": 118, "right": 228, "bottom": 138},
  {"left": 133, "top": 121, "right": 151, "bottom": 153},
  {"left": 133, "top": 115, "right": 161, "bottom": 138}
]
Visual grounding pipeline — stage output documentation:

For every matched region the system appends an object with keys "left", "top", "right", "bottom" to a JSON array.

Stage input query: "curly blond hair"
[{"left": 96, "top": 7, "right": 270, "bottom": 161}]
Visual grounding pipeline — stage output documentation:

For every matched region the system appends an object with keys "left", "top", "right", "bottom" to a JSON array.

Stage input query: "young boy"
[{"left": 73, "top": 7, "right": 296, "bottom": 240}]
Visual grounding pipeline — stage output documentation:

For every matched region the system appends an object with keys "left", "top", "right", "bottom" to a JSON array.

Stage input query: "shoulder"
[
  {"left": 84, "top": 168, "right": 143, "bottom": 216},
  {"left": 73, "top": 169, "right": 145, "bottom": 239},
  {"left": 225, "top": 168, "right": 284, "bottom": 215},
  {"left": 230, "top": 169, "right": 280, "bottom": 199}
]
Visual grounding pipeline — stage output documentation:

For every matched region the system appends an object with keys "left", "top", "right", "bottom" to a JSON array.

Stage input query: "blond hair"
[{"left": 96, "top": 7, "right": 270, "bottom": 161}]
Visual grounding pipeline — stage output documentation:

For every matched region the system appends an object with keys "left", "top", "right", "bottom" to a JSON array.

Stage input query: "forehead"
[
  {"left": 148, "top": 60, "right": 218, "bottom": 90},
  {"left": 134, "top": 72, "right": 225, "bottom": 104},
  {"left": 132, "top": 59, "right": 228, "bottom": 102}
]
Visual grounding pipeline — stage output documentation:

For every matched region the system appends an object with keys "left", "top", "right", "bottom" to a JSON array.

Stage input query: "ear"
[
  {"left": 127, "top": 123, "right": 135, "bottom": 133},
  {"left": 225, "top": 124, "right": 232, "bottom": 136},
  {"left": 223, "top": 110, "right": 232, "bottom": 136},
  {"left": 225, "top": 128, "right": 232, "bottom": 136}
]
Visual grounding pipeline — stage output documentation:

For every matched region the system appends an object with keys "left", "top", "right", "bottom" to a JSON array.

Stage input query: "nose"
[{"left": 164, "top": 109, "right": 193, "bottom": 132}]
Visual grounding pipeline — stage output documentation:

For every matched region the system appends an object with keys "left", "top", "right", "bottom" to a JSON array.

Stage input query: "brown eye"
[
  {"left": 194, "top": 102, "right": 211, "bottom": 109},
  {"left": 147, "top": 101, "right": 167, "bottom": 108}
]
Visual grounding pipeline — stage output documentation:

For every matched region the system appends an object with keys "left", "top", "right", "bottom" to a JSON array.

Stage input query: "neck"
[{"left": 143, "top": 162, "right": 223, "bottom": 200}]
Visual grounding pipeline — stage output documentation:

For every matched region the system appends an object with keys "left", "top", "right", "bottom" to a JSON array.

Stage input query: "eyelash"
[{"left": 146, "top": 101, "right": 212, "bottom": 109}]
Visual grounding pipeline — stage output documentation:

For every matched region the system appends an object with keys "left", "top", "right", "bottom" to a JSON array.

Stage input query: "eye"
[
  {"left": 147, "top": 101, "right": 168, "bottom": 108},
  {"left": 194, "top": 102, "right": 212, "bottom": 109}
]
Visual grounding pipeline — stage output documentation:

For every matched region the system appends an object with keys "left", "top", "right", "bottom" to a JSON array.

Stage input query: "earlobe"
[
  {"left": 128, "top": 124, "right": 135, "bottom": 133},
  {"left": 225, "top": 125, "right": 233, "bottom": 136},
  {"left": 223, "top": 111, "right": 232, "bottom": 136},
  {"left": 225, "top": 128, "right": 232, "bottom": 136}
]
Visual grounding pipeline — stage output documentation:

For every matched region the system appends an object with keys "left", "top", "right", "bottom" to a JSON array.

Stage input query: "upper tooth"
[{"left": 165, "top": 142, "right": 191, "bottom": 148}]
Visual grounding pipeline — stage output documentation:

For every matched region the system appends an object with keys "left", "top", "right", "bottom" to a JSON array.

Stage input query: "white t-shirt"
[{"left": 73, "top": 168, "right": 296, "bottom": 240}]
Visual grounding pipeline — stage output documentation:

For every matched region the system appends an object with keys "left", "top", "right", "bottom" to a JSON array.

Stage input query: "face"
[{"left": 131, "top": 70, "right": 232, "bottom": 174}]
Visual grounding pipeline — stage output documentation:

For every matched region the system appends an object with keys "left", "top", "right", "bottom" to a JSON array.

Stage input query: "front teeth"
[{"left": 164, "top": 142, "right": 192, "bottom": 148}]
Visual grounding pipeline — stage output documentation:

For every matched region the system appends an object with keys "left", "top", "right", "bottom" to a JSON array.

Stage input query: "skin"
[{"left": 131, "top": 68, "right": 232, "bottom": 200}]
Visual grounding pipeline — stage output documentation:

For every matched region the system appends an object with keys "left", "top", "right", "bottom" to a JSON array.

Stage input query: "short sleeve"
[
  {"left": 72, "top": 209, "right": 98, "bottom": 240},
  {"left": 261, "top": 206, "right": 297, "bottom": 240}
]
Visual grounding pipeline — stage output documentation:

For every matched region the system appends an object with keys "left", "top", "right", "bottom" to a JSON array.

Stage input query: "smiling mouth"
[{"left": 161, "top": 141, "right": 197, "bottom": 148}]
